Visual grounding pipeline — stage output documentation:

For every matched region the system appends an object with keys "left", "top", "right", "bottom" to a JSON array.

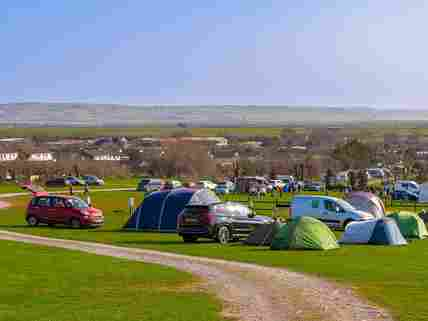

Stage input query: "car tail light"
[{"left": 200, "top": 211, "right": 215, "bottom": 225}]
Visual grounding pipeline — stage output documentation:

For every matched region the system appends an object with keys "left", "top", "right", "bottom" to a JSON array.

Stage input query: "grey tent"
[{"left": 244, "top": 222, "right": 283, "bottom": 246}]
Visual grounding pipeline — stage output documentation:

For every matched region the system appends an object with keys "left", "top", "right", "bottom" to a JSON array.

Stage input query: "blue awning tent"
[{"left": 123, "top": 188, "right": 220, "bottom": 232}]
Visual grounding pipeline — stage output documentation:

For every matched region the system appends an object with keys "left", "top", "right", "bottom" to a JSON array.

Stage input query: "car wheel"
[
  {"left": 182, "top": 235, "right": 198, "bottom": 243},
  {"left": 217, "top": 226, "right": 231, "bottom": 244},
  {"left": 27, "top": 216, "right": 39, "bottom": 227},
  {"left": 70, "top": 218, "right": 81, "bottom": 229},
  {"left": 343, "top": 219, "right": 354, "bottom": 229}
]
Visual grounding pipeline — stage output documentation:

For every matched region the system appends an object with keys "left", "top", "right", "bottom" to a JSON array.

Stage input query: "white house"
[
  {"left": 0, "top": 149, "right": 18, "bottom": 161},
  {"left": 86, "top": 150, "right": 129, "bottom": 161},
  {"left": 28, "top": 150, "right": 55, "bottom": 162}
]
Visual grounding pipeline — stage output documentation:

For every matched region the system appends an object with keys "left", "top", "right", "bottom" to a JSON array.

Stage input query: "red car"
[{"left": 26, "top": 195, "right": 104, "bottom": 228}]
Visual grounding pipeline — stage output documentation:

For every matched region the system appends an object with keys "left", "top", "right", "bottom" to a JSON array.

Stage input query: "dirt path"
[{"left": 0, "top": 230, "right": 392, "bottom": 321}]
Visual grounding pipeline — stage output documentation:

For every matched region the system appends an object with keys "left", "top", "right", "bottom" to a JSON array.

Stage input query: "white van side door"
[{"left": 321, "top": 199, "right": 342, "bottom": 228}]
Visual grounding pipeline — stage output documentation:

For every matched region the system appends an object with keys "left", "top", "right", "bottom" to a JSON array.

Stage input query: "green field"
[
  {"left": 1, "top": 191, "right": 428, "bottom": 321},
  {"left": 1, "top": 125, "right": 427, "bottom": 139},
  {"left": 0, "top": 126, "right": 285, "bottom": 138},
  {"left": 0, "top": 239, "right": 223, "bottom": 321}
]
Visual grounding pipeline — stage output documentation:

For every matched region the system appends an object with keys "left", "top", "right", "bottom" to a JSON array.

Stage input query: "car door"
[
  {"left": 36, "top": 196, "right": 54, "bottom": 223},
  {"left": 50, "top": 197, "right": 69, "bottom": 223},
  {"left": 321, "top": 199, "right": 342, "bottom": 228}
]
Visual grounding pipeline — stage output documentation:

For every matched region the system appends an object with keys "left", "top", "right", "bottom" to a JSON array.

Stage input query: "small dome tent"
[
  {"left": 340, "top": 218, "right": 407, "bottom": 245},
  {"left": 388, "top": 212, "right": 428, "bottom": 239},
  {"left": 244, "top": 222, "right": 283, "bottom": 246},
  {"left": 345, "top": 192, "right": 385, "bottom": 218},
  {"left": 270, "top": 217, "right": 339, "bottom": 250},
  {"left": 124, "top": 188, "right": 220, "bottom": 232}
]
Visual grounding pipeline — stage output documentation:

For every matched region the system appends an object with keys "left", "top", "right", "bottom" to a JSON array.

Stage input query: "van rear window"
[{"left": 311, "top": 200, "right": 320, "bottom": 208}]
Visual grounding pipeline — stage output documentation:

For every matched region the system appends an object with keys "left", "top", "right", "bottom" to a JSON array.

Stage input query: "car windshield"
[
  {"left": 67, "top": 198, "right": 89, "bottom": 209},
  {"left": 336, "top": 199, "right": 355, "bottom": 211}
]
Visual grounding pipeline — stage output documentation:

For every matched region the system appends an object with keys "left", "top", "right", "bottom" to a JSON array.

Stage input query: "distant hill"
[{"left": 0, "top": 103, "right": 427, "bottom": 127}]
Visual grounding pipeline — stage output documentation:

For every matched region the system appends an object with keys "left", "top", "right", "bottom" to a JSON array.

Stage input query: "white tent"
[
  {"left": 340, "top": 218, "right": 407, "bottom": 246},
  {"left": 418, "top": 183, "right": 428, "bottom": 203},
  {"left": 340, "top": 220, "right": 378, "bottom": 244}
]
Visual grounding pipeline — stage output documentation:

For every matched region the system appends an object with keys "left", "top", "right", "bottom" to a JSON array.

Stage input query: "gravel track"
[{"left": 0, "top": 230, "right": 393, "bottom": 321}]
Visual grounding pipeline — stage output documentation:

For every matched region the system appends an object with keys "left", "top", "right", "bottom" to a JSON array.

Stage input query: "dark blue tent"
[{"left": 123, "top": 188, "right": 220, "bottom": 232}]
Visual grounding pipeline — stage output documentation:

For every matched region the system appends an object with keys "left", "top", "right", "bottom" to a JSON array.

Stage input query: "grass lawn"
[
  {"left": 0, "top": 239, "right": 224, "bottom": 321},
  {"left": 1, "top": 191, "right": 428, "bottom": 321}
]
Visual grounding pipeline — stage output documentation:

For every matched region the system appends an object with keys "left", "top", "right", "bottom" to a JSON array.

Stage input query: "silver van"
[{"left": 290, "top": 195, "right": 374, "bottom": 229}]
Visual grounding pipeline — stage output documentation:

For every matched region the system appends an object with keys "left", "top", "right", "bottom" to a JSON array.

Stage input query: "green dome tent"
[
  {"left": 388, "top": 212, "right": 428, "bottom": 239},
  {"left": 271, "top": 216, "right": 339, "bottom": 250}
]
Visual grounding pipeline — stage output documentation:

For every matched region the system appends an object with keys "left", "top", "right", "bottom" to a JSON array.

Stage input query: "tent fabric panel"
[
  {"left": 340, "top": 220, "right": 378, "bottom": 244},
  {"left": 270, "top": 224, "right": 291, "bottom": 250},
  {"left": 160, "top": 192, "right": 194, "bottom": 231},
  {"left": 245, "top": 223, "right": 283, "bottom": 246},
  {"left": 271, "top": 217, "right": 339, "bottom": 251},
  {"left": 139, "top": 191, "right": 170, "bottom": 230},
  {"left": 389, "top": 212, "right": 428, "bottom": 239},
  {"left": 290, "top": 217, "right": 339, "bottom": 250}
]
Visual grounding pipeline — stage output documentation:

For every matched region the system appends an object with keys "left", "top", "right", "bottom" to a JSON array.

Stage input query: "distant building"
[
  {"left": 28, "top": 149, "right": 55, "bottom": 162},
  {"left": 0, "top": 148, "right": 18, "bottom": 161},
  {"left": 84, "top": 149, "right": 129, "bottom": 161}
]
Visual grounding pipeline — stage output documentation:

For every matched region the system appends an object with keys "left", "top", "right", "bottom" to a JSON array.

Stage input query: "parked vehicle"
[
  {"left": 276, "top": 175, "right": 295, "bottom": 185},
  {"left": 270, "top": 180, "right": 284, "bottom": 189},
  {"left": 45, "top": 177, "right": 70, "bottom": 187},
  {"left": 215, "top": 181, "right": 235, "bottom": 194},
  {"left": 197, "top": 180, "right": 217, "bottom": 190},
  {"left": 136, "top": 178, "right": 164, "bottom": 192},
  {"left": 290, "top": 195, "right": 374, "bottom": 229},
  {"left": 391, "top": 190, "right": 419, "bottom": 202},
  {"left": 82, "top": 175, "right": 105, "bottom": 186},
  {"left": 26, "top": 195, "right": 104, "bottom": 228},
  {"left": 395, "top": 180, "right": 420, "bottom": 195},
  {"left": 65, "top": 176, "right": 86, "bottom": 186},
  {"left": 177, "top": 202, "right": 273, "bottom": 244},
  {"left": 303, "top": 181, "right": 324, "bottom": 192},
  {"left": 249, "top": 184, "right": 267, "bottom": 196},
  {"left": 163, "top": 180, "right": 182, "bottom": 190}
]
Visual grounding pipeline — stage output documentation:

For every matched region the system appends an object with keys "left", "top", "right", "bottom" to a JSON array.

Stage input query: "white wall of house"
[
  {"left": 0, "top": 152, "right": 18, "bottom": 161},
  {"left": 94, "top": 154, "right": 121, "bottom": 161},
  {"left": 28, "top": 152, "right": 55, "bottom": 161}
]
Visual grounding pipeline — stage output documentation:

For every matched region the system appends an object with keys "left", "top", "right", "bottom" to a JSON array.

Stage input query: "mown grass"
[
  {"left": 1, "top": 191, "right": 428, "bottom": 321},
  {"left": 0, "top": 239, "right": 224, "bottom": 321}
]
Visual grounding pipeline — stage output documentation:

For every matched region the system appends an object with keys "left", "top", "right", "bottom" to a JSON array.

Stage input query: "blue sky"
[{"left": 1, "top": 1, "right": 428, "bottom": 108}]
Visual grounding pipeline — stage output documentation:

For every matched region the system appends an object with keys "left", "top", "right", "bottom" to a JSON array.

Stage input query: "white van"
[
  {"left": 395, "top": 180, "right": 420, "bottom": 194},
  {"left": 290, "top": 195, "right": 374, "bottom": 229}
]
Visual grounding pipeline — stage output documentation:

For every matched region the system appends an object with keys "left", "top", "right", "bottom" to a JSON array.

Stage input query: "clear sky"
[{"left": 2, "top": 1, "right": 428, "bottom": 108}]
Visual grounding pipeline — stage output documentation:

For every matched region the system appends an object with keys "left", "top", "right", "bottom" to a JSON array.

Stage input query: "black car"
[
  {"left": 392, "top": 190, "right": 419, "bottom": 201},
  {"left": 177, "top": 202, "right": 273, "bottom": 244},
  {"left": 45, "top": 177, "right": 70, "bottom": 187}
]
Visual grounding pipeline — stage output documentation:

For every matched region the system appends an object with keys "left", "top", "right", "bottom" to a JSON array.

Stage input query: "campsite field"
[
  {"left": 1, "top": 191, "right": 428, "bottom": 321},
  {"left": 0, "top": 239, "right": 223, "bottom": 321}
]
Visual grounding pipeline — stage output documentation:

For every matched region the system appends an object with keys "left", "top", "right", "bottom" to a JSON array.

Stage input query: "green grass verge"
[
  {"left": 0, "top": 239, "right": 224, "bottom": 321},
  {"left": 1, "top": 191, "right": 428, "bottom": 321}
]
